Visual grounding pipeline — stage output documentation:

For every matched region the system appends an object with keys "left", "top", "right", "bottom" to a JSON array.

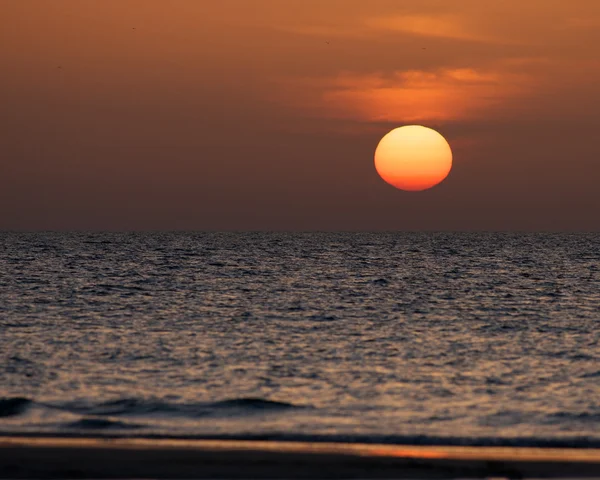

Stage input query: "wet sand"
[{"left": 1, "top": 436, "right": 599, "bottom": 478}]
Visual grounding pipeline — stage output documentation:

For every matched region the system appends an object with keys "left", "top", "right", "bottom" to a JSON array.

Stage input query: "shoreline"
[
  {"left": 2, "top": 429, "right": 599, "bottom": 448},
  {"left": 1, "top": 436, "right": 600, "bottom": 478}
]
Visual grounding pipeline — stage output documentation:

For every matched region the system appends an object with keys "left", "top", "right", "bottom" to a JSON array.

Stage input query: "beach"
[{"left": 1, "top": 436, "right": 600, "bottom": 478}]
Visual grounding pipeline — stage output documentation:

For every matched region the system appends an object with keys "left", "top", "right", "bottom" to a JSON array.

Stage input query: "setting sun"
[{"left": 374, "top": 126, "right": 453, "bottom": 192}]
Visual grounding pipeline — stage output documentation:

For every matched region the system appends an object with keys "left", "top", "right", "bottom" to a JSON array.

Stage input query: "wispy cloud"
[
  {"left": 273, "top": 12, "right": 515, "bottom": 45},
  {"left": 277, "top": 65, "right": 535, "bottom": 124},
  {"left": 265, "top": 2, "right": 600, "bottom": 128},
  {"left": 365, "top": 14, "right": 487, "bottom": 42}
]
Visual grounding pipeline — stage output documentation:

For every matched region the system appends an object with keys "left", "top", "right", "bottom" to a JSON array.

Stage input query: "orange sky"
[{"left": 1, "top": 0, "right": 600, "bottom": 230}]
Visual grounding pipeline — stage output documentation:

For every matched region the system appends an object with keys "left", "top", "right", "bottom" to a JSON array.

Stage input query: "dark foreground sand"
[{"left": 1, "top": 436, "right": 599, "bottom": 479}]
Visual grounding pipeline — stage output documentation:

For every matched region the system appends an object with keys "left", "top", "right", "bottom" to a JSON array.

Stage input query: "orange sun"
[{"left": 374, "top": 125, "right": 452, "bottom": 191}]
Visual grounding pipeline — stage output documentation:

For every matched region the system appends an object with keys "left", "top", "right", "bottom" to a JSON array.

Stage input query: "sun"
[{"left": 374, "top": 125, "right": 452, "bottom": 191}]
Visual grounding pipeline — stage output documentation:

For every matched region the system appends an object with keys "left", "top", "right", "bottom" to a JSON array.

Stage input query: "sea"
[{"left": 0, "top": 232, "right": 598, "bottom": 447}]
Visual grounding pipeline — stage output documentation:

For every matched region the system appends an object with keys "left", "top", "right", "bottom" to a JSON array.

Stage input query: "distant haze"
[{"left": 1, "top": 0, "right": 600, "bottom": 230}]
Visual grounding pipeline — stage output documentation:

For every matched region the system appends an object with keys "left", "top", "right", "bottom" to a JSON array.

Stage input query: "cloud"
[
  {"left": 365, "top": 14, "right": 487, "bottom": 42},
  {"left": 277, "top": 65, "right": 535, "bottom": 124},
  {"left": 273, "top": 12, "right": 517, "bottom": 45}
]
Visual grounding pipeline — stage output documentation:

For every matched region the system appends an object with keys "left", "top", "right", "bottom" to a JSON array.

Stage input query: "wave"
[
  {"left": 208, "top": 398, "right": 301, "bottom": 410},
  {"left": 0, "top": 397, "right": 32, "bottom": 418},
  {"left": 63, "top": 397, "right": 302, "bottom": 417},
  {"left": 0, "top": 396, "right": 304, "bottom": 420},
  {"left": 65, "top": 418, "right": 142, "bottom": 430},
  {"left": 2, "top": 396, "right": 599, "bottom": 448},
  {"left": 73, "top": 397, "right": 302, "bottom": 417},
  {"left": 65, "top": 398, "right": 179, "bottom": 416}
]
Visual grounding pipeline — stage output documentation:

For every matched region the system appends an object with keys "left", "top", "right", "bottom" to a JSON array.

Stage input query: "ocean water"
[{"left": 0, "top": 232, "right": 599, "bottom": 446}]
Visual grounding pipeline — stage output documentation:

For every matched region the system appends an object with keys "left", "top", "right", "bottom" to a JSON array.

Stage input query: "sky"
[{"left": 1, "top": 0, "right": 600, "bottom": 231}]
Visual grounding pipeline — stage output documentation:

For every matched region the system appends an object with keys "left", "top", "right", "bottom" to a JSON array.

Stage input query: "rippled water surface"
[{"left": 0, "top": 233, "right": 599, "bottom": 445}]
